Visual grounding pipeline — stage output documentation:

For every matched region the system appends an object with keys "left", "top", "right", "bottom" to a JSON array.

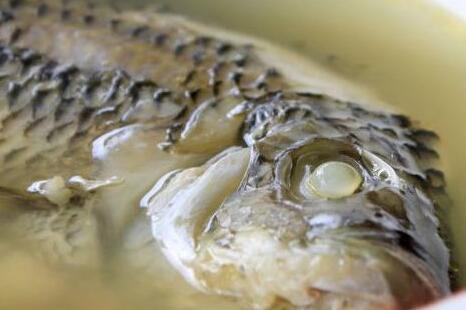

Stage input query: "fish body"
[{"left": 0, "top": 1, "right": 452, "bottom": 309}]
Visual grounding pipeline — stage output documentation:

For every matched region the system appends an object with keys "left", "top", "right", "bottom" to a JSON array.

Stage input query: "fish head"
[{"left": 144, "top": 94, "right": 451, "bottom": 309}]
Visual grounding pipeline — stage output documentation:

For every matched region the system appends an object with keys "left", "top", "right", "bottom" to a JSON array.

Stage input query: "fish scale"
[
  {"left": 0, "top": 0, "right": 284, "bottom": 95},
  {"left": 0, "top": 45, "right": 187, "bottom": 186},
  {"left": 0, "top": 0, "right": 289, "bottom": 155}
]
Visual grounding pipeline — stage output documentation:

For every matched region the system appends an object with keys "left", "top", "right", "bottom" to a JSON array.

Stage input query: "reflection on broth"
[{"left": 0, "top": 0, "right": 465, "bottom": 309}]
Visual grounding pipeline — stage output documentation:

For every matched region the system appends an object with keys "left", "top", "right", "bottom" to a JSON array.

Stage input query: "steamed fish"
[{"left": 0, "top": 1, "right": 452, "bottom": 309}]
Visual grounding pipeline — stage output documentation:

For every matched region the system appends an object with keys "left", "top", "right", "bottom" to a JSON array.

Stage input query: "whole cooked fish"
[{"left": 0, "top": 0, "right": 453, "bottom": 309}]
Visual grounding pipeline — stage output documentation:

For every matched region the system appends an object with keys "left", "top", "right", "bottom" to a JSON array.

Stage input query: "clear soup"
[{"left": 2, "top": 0, "right": 466, "bottom": 309}]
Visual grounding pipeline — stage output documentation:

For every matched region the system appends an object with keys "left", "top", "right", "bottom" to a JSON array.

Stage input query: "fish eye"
[
  {"left": 273, "top": 138, "right": 402, "bottom": 202},
  {"left": 305, "top": 161, "right": 363, "bottom": 199}
]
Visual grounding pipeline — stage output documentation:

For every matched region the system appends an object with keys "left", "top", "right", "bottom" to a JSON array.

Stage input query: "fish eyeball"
[{"left": 307, "top": 161, "right": 362, "bottom": 199}]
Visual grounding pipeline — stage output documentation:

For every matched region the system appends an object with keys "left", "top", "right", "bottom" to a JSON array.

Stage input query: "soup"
[{"left": 1, "top": 0, "right": 465, "bottom": 309}]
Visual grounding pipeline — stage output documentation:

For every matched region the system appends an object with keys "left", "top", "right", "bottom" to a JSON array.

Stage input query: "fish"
[{"left": 0, "top": 0, "right": 453, "bottom": 309}]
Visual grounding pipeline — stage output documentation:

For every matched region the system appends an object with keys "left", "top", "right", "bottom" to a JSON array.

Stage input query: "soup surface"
[{"left": 2, "top": 0, "right": 466, "bottom": 309}]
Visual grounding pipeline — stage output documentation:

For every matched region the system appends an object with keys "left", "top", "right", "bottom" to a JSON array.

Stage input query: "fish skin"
[{"left": 0, "top": 0, "right": 453, "bottom": 309}]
